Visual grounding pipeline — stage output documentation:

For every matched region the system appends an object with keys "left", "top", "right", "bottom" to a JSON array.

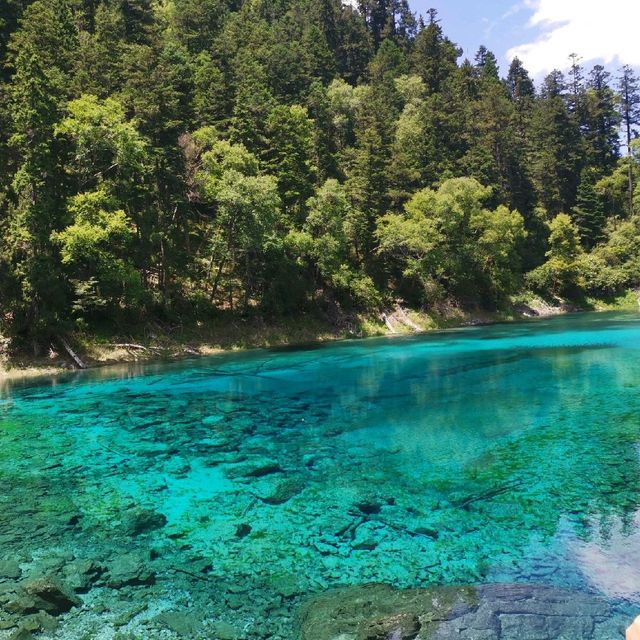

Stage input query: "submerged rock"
[
  {"left": 354, "top": 500, "right": 383, "bottom": 515},
  {"left": 62, "top": 559, "right": 103, "bottom": 593},
  {"left": 257, "top": 476, "right": 306, "bottom": 505},
  {"left": 271, "top": 573, "right": 303, "bottom": 599},
  {"left": 362, "top": 612, "right": 421, "bottom": 640},
  {"left": 351, "top": 538, "right": 377, "bottom": 551},
  {"left": 153, "top": 610, "right": 203, "bottom": 635},
  {"left": 211, "top": 620, "right": 243, "bottom": 640},
  {"left": 9, "top": 612, "right": 57, "bottom": 638},
  {"left": 225, "top": 458, "right": 283, "bottom": 480},
  {"left": 8, "top": 628, "right": 34, "bottom": 640},
  {"left": 297, "top": 583, "right": 613, "bottom": 640},
  {"left": 106, "top": 553, "right": 155, "bottom": 588},
  {"left": 412, "top": 527, "right": 439, "bottom": 540},
  {"left": 0, "top": 561, "right": 21, "bottom": 580},
  {"left": 21, "top": 577, "right": 80, "bottom": 615},
  {"left": 123, "top": 508, "right": 168, "bottom": 536}
]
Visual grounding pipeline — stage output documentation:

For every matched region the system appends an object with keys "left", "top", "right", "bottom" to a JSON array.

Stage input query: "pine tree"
[
  {"left": 567, "top": 53, "right": 587, "bottom": 131},
  {"left": 171, "top": 0, "right": 230, "bottom": 53},
  {"left": 506, "top": 57, "right": 535, "bottom": 105},
  {"left": 583, "top": 65, "right": 620, "bottom": 176},
  {"left": 7, "top": 46, "right": 71, "bottom": 339},
  {"left": 302, "top": 25, "right": 337, "bottom": 85},
  {"left": 618, "top": 65, "right": 640, "bottom": 215},
  {"left": 528, "top": 71, "right": 582, "bottom": 215},
  {"left": 411, "top": 9, "right": 459, "bottom": 95},
  {"left": 3, "top": 0, "right": 79, "bottom": 340},
  {"left": 264, "top": 104, "right": 317, "bottom": 221},
  {"left": 474, "top": 45, "right": 499, "bottom": 82},
  {"left": 306, "top": 81, "right": 338, "bottom": 182},
  {"left": 334, "top": 2, "right": 373, "bottom": 84},
  {"left": 572, "top": 167, "right": 606, "bottom": 248}
]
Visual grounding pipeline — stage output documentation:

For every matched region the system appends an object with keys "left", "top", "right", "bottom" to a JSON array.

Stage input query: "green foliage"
[
  {"left": 288, "top": 179, "right": 379, "bottom": 306},
  {"left": 264, "top": 104, "right": 317, "bottom": 218},
  {"left": 527, "top": 214, "right": 584, "bottom": 297},
  {"left": 377, "top": 178, "right": 525, "bottom": 304},
  {"left": 0, "top": 0, "right": 636, "bottom": 343},
  {"left": 56, "top": 94, "right": 150, "bottom": 185},
  {"left": 582, "top": 216, "right": 640, "bottom": 294},
  {"left": 205, "top": 170, "right": 283, "bottom": 308},
  {"left": 52, "top": 188, "right": 141, "bottom": 313},
  {"left": 195, "top": 137, "right": 259, "bottom": 200}
]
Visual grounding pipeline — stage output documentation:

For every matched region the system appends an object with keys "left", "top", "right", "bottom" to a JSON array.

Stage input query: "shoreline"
[{"left": 1, "top": 293, "right": 638, "bottom": 383}]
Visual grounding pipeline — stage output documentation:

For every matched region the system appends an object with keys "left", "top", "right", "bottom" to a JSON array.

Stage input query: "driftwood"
[
  {"left": 453, "top": 480, "right": 526, "bottom": 510},
  {"left": 380, "top": 313, "right": 397, "bottom": 334},
  {"left": 395, "top": 306, "right": 423, "bottom": 332},
  {"left": 58, "top": 336, "right": 87, "bottom": 369},
  {"left": 108, "top": 343, "right": 162, "bottom": 353}
]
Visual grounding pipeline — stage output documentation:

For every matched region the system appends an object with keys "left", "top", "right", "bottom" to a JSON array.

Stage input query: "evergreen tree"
[
  {"left": 411, "top": 9, "right": 459, "bottom": 94},
  {"left": 528, "top": 71, "right": 582, "bottom": 215},
  {"left": 3, "top": 0, "right": 79, "bottom": 341},
  {"left": 571, "top": 167, "right": 606, "bottom": 248},
  {"left": 306, "top": 81, "right": 338, "bottom": 182},
  {"left": 6, "top": 46, "right": 71, "bottom": 340},
  {"left": 171, "top": 0, "right": 230, "bottom": 53},
  {"left": 264, "top": 104, "right": 317, "bottom": 221},
  {"left": 583, "top": 65, "right": 620, "bottom": 176},
  {"left": 618, "top": 65, "right": 640, "bottom": 215},
  {"left": 567, "top": 53, "right": 587, "bottom": 131},
  {"left": 474, "top": 45, "right": 499, "bottom": 82},
  {"left": 506, "top": 57, "right": 535, "bottom": 105}
]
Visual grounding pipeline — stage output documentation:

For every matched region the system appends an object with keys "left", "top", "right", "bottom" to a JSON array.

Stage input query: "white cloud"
[{"left": 507, "top": 0, "right": 640, "bottom": 76}]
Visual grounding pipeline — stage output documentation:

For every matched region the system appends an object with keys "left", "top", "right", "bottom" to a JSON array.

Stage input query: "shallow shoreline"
[{"left": 1, "top": 294, "right": 637, "bottom": 383}]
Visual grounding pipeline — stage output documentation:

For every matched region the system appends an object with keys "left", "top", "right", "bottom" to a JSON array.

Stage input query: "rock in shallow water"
[
  {"left": 123, "top": 508, "right": 168, "bottom": 536},
  {"left": 225, "top": 457, "right": 283, "bottom": 479},
  {"left": 257, "top": 476, "right": 306, "bottom": 505},
  {"left": 0, "top": 561, "right": 21, "bottom": 580},
  {"left": 297, "top": 583, "right": 614, "bottom": 640},
  {"left": 20, "top": 577, "right": 80, "bottom": 615},
  {"left": 106, "top": 553, "right": 155, "bottom": 588},
  {"left": 211, "top": 620, "right": 243, "bottom": 640}
]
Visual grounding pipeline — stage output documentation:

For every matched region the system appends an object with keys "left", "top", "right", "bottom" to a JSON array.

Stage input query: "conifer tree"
[
  {"left": 528, "top": 71, "right": 582, "bottom": 215},
  {"left": 618, "top": 65, "right": 640, "bottom": 215},
  {"left": 583, "top": 65, "right": 620, "bottom": 176},
  {"left": 411, "top": 9, "right": 459, "bottom": 94}
]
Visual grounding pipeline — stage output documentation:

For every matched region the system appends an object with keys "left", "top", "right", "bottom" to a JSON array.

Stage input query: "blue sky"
[{"left": 408, "top": 0, "right": 640, "bottom": 80}]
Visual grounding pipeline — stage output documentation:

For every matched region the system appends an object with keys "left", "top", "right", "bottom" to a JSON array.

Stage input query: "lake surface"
[{"left": 1, "top": 312, "right": 640, "bottom": 639}]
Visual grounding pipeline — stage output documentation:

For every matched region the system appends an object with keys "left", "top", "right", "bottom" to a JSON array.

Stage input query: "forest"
[{"left": 1, "top": 0, "right": 639, "bottom": 348}]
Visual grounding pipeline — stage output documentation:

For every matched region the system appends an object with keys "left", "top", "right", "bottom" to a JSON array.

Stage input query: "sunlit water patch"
[{"left": 1, "top": 313, "right": 640, "bottom": 638}]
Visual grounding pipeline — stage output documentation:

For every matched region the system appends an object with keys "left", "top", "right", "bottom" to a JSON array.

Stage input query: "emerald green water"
[{"left": 1, "top": 312, "right": 640, "bottom": 638}]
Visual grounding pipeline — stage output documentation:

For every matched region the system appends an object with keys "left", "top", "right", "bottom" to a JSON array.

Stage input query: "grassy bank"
[{"left": 1, "top": 291, "right": 638, "bottom": 381}]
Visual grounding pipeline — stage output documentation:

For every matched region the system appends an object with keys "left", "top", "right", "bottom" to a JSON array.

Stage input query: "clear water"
[{"left": 1, "top": 312, "right": 640, "bottom": 638}]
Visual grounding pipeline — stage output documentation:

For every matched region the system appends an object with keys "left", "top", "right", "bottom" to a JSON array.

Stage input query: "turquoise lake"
[{"left": 1, "top": 312, "right": 640, "bottom": 638}]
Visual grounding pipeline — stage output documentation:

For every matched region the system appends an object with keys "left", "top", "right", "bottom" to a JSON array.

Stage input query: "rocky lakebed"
[{"left": 2, "top": 314, "right": 640, "bottom": 638}]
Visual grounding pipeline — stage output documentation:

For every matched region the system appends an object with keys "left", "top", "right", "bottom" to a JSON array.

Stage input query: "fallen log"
[
  {"left": 108, "top": 343, "right": 162, "bottom": 353},
  {"left": 381, "top": 312, "right": 397, "bottom": 334},
  {"left": 395, "top": 306, "right": 423, "bottom": 332},
  {"left": 58, "top": 336, "right": 87, "bottom": 369}
]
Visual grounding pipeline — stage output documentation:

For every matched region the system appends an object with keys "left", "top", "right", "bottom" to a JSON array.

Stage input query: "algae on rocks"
[{"left": 296, "top": 583, "right": 618, "bottom": 640}]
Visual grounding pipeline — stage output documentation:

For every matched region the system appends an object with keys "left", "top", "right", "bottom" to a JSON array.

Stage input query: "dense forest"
[{"left": 1, "top": 0, "right": 640, "bottom": 348}]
